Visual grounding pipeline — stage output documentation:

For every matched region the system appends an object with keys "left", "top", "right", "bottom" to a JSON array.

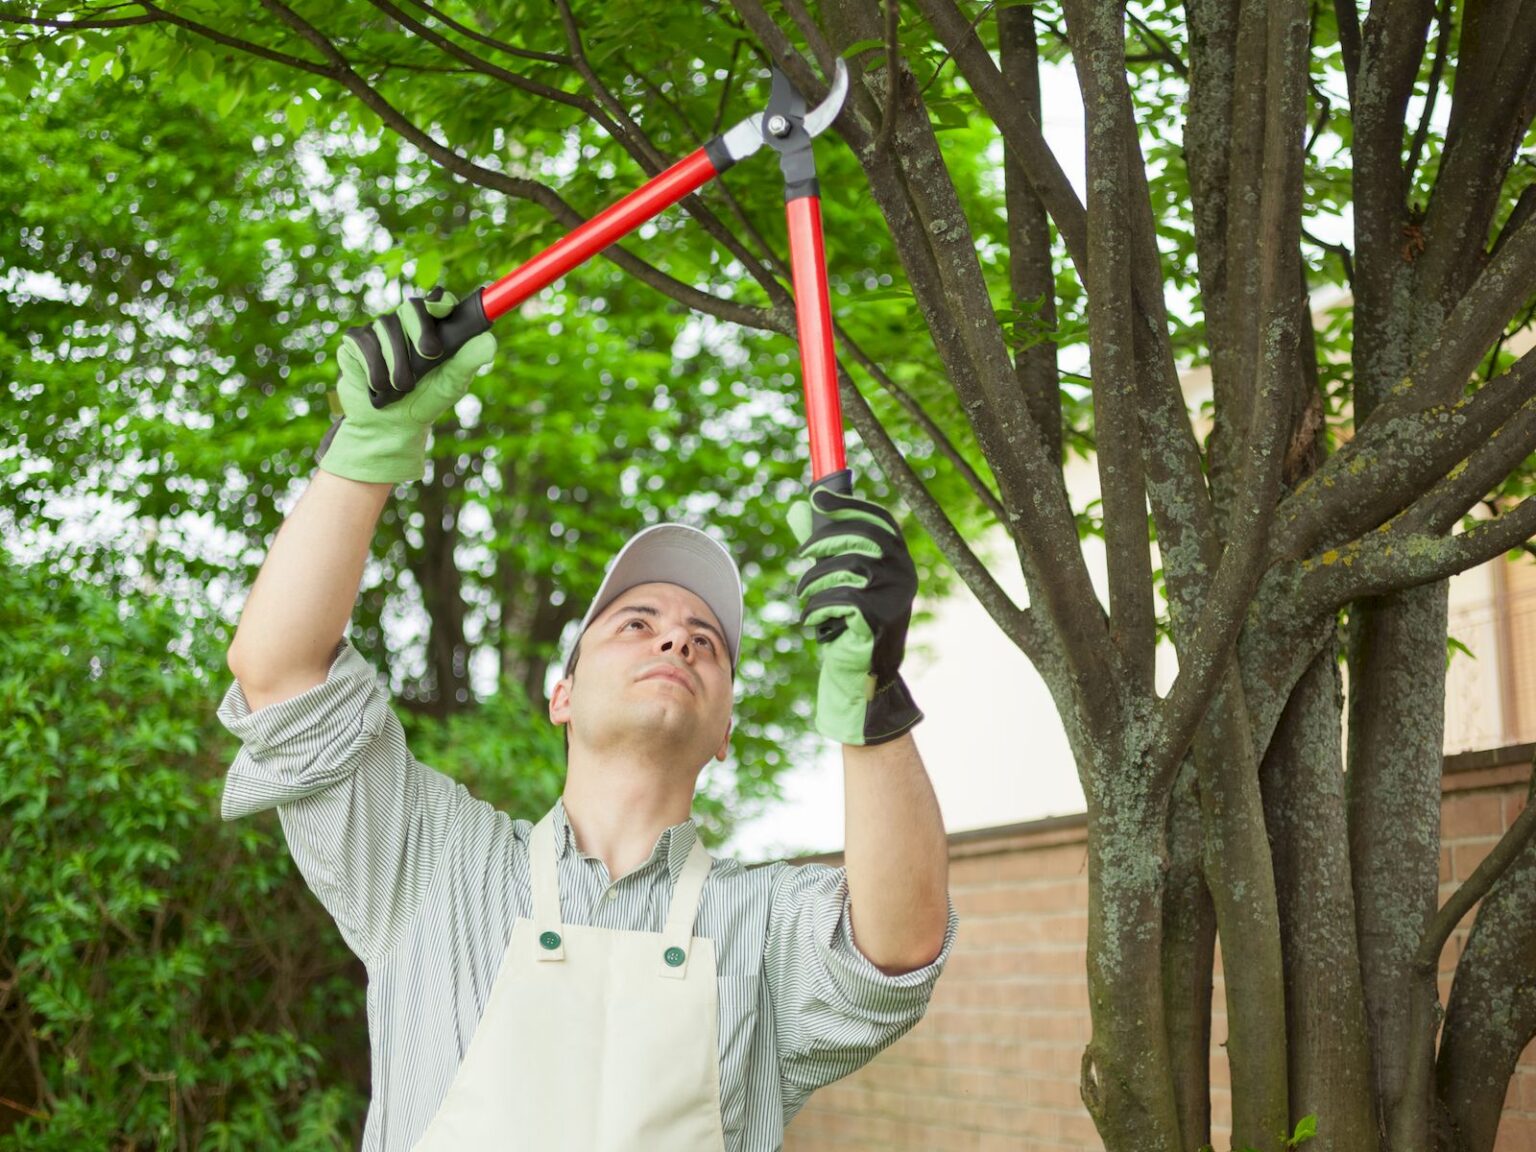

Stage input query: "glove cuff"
[
  {"left": 815, "top": 668, "right": 923, "bottom": 747},
  {"left": 315, "top": 416, "right": 427, "bottom": 485},
  {"left": 862, "top": 674, "right": 923, "bottom": 746}
]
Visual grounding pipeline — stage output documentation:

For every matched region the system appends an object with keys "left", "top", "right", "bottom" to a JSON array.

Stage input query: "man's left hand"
[{"left": 788, "top": 475, "right": 924, "bottom": 746}]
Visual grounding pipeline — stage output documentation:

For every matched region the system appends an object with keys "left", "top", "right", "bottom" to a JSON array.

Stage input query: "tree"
[{"left": 3, "top": 2, "right": 1535, "bottom": 1151}]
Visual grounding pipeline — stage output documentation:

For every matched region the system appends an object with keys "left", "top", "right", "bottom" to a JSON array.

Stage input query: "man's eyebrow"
[{"left": 611, "top": 604, "right": 727, "bottom": 648}]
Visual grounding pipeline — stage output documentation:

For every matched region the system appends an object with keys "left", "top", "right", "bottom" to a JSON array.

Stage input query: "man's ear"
[
  {"left": 550, "top": 677, "right": 572, "bottom": 726},
  {"left": 713, "top": 717, "right": 733, "bottom": 762}
]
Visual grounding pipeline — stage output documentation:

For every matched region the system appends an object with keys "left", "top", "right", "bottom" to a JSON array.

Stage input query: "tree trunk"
[
  {"left": 1163, "top": 752, "right": 1217, "bottom": 1152},
  {"left": 1346, "top": 581, "right": 1451, "bottom": 1152},
  {"left": 1435, "top": 767, "right": 1536, "bottom": 1152},
  {"left": 409, "top": 437, "right": 472, "bottom": 717},
  {"left": 1191, "top": 673, "right": 1292, "bottom": 1151},
  {"left": 1081, "top": 739, "right": 1185, "bottom": 1152},
  {"left": 1260, "top": 640, "right": 1381, "bottom": 1152}
]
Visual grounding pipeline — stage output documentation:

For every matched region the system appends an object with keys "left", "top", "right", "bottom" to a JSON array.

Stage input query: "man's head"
[{"left": 550, "top": 525, "right": 743, "bottom": 772}]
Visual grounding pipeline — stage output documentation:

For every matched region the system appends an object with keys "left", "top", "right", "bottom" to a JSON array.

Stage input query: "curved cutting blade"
[{"left": 802, "top": 58, "right": 850, "bottom": 138}]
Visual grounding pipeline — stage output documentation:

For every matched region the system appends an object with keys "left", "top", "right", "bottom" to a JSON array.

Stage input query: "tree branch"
[
  {"left": 587, "top": 20, "right": 1005, "bottom": 528},
  {"left": 1491, "top": 181, "right": 1536, "bottom": 260},
  {"left": 1395, "top": 759, "right": 1536, "bottom": 1151},
  {"left": 1126, "top": 9, "right": 1188, "bottom": 78},
  {"left": 1295, "top": 495, "right": 1536, "bottom": 612},
  {"left": 364, "top": 0, "right": 625, "bottom": 134},
  {"left": 1348, "top": 0, "right": 1437, "bottom": 415},
  {"left": 998, "top": 3, "right": 1064, "bottom": 468},
  {"left": 875, "top": 0, "right": 901, "bottom": 157},
  {"left": 835, "top": 331, "right": 1009, "bottom": 524},
  {"left": 1389, "top": 211, "right": 1536, "bottom": 414},
  {"left": 401, "top": 0, "right": 570, "bottom": 66},
  {"left": 777, "top": 0, "right": 841, "bottom": 78},
  {"left": 1300, "top": 225, "right": 1355, "bottom": 284},
  {"left": 1416, "top": 0, "right": 1536, "bottom": 310},
  {"left": 1403, "top": 0, "right": 1452, "bottom": 185},
  {"left": 1153, "top": 0, "right": 1311, "bottom": 777},
  {"left": 727, "top": 0, "right": 884, "bottom": 137},
  {"left": 0, "top": 10, "right": 157, "bottom": 29},
  {"left": 132, "top": 0, "right": 774, "bottom": 332},
  {"left": 1062, "top": 0, "right": 1157, "bottom": 694},
  {"left": 540, "top": 1, "right": 840, "bottom": 349},
  {"left": 1269, "top": 346, "right": 1536, "bottom": 563},
  {"left": 736, "top": 0, "right": 1116, "bottom": 715},
  {"left": 911, "top": 0, "right": 1090, "bottom": 277},
  {"left": 1207, "top": 0, "right": 1277, "bottom": 540},
  {"left": 1332, "top": 0, "right": 1361, "bottom": 102},
  {"left": 834, "top": 363, "right": 1042, "bottom": 663},
  {"left": 1388, "top": 394, "right": 1536, "bottom": 536}
]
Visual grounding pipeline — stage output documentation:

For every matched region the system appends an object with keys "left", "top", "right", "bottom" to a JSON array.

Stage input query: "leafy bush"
[{"left": 0, "top": 548, "right": 368, "bottom": 1149}]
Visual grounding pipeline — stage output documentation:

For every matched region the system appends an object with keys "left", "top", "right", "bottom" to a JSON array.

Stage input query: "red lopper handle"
[
  {"left": 785, "top": 195, "right": 845, "bottom": 483},
  {"left": 480, "top": 149, "right": 722, "bottom": 323}
]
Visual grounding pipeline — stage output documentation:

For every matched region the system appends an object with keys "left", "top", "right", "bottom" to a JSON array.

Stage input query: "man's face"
[{"left": 549, "top": 581, "right": 734, "bottom": 766}]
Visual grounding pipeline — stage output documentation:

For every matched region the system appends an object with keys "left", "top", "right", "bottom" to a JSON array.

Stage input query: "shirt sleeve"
[
  {"left": 215, "top": 636, "right": 470, "bottom": 966},
  {"left": 763, "top": 860, "right": 960, "bottom": 1121}
]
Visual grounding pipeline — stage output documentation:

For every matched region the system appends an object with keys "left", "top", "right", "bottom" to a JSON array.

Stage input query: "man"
[{"left": 219, "top": 289, "right": 958, "bottom": 1151}]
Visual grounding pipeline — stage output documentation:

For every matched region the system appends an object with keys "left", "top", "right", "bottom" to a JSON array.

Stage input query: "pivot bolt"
[{"left": 767, "top": 114, "right": 791, "bottom": 137}]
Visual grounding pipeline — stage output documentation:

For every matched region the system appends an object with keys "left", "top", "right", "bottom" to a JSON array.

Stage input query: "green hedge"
[{"left": 0, "top": 549, "right": 369, "bottom": 1150}]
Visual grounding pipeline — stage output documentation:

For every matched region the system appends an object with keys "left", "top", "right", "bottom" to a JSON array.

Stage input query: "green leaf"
[
  {"left": 414, "top": 248, "right": 443, "bottom": 289},
  {"left": 4, "top": 55, "right": 39, "bottom": 100},
  {"left": 189, "top": 47, "right": 216, "bottom": 84},
  {"left": 216, "top": 78, "right": 245, "bottom": 118},
  {"left": 283, "top": 97, "right": 310, "bottom": 139},
  {"left": 1447, "top": 635, "right": 1476, "bottom": 667},
  {"left": 1291, "top": 1113, "right": 1320, "bottom": 1145},
  {"left": 378, "top": 248, "right": 407, "bottom": 279},
  {"left": 843, "top": 38, "right": 886, "bottom": 57}
]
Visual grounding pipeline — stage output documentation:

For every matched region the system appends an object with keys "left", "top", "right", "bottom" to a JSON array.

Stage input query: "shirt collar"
[{"left": 550, "top": 795, "right": 699, "bottom": 888}]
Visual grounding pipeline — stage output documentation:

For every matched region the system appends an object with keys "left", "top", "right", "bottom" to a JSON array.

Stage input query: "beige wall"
[{"left": 782, "top": 746, "right": 1536, "bottom": 1152}]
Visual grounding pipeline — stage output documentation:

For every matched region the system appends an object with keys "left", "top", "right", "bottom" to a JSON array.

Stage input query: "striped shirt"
[{"left": 216, "top": 637, "right": 959, "bottom": 1152}]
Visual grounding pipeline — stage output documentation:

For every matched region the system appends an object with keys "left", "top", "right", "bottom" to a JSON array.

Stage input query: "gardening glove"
[
  {"left": 316, "top": 285, "right": 496, "bottom": 485},
  {"left": 788, "top": 470, "right": 924, "bottom": 746}
]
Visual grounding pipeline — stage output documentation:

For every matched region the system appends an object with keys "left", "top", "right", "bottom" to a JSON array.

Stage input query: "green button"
[
  {"left": 540, "top": 931, "right": 562, "bottom": 950},
  {"left": 664, "top": 946, "right": 686, "bottom": 967}
]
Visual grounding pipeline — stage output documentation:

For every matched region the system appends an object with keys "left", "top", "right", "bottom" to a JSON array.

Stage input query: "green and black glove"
[
  {"left": 788, "top": 471, "right": 924, "bottom": 746},
  {"left": 317, "top": 286, "right": 497, "bottom": 485}
]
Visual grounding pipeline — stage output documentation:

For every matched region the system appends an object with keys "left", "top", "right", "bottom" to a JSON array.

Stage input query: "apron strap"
[
  {"left": 530, "top": 811, "right": 566, "bottom": 962},
  {"left": 530, "top": 806, "right": 715, "bottom": 978},
  {"left": 657, "top": 836, "right": 713, "bottom": 980}
]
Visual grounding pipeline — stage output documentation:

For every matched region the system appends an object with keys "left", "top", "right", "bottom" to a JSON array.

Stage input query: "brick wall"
[{"left": 782, "top": 745, "right": 1536, "bottom": 1152}]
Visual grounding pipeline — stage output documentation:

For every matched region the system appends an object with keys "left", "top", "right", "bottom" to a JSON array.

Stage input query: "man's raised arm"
[
  {"left": 227, "top": 471, "right": 392, "bottom": 710},
  {"left": 226, "top": 286, "right": 497, "bottom": 709}
]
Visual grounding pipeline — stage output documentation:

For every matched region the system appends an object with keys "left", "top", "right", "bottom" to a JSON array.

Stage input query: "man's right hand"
[{"left": 317, "top": 286, "right": 498, "bottom": 485}]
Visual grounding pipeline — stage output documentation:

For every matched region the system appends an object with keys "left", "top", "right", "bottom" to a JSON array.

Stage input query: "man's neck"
[{"left": 560, "top": 762, "right": 695, "bottom": 883}]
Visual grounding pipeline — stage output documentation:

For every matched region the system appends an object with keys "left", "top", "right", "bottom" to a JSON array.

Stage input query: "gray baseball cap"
[{"left": 562, "top": 524, "right": 743, "bottom": 677}]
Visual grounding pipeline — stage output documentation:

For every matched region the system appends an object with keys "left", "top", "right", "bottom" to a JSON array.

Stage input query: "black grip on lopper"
[
  {"left": 808, "top": 467, "right": 855, "bottom": 534},
  {"left": 364, "top": 286, "right": 493, "bottom": 410}
]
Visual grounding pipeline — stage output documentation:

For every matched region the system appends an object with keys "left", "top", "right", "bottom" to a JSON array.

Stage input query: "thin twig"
[
  {"left": 1126, "top": 10, "right": 1187, "bottom": 78},
  {"left": 402, "top": 0, "right": 569, "bottom": 66},
  {"left": 1405, "top": 0, "right": 1452, "bottom": 185},
  {"left": 709, "top": 38, "right": 744, "bottom": 138},
  {"left": 1300, "top": 225, "right": 1355, "bottom": 284},
  {"left": 919, "top": 0, "right": 997, "bottom": 99},
  {"left": 365, "top": 0, "right": 625, "bottom": 137}
]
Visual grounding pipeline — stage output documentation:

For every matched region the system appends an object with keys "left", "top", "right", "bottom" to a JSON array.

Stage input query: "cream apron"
[{"left": 410, "top": 808, "right": 729, "bottom": 1151}]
